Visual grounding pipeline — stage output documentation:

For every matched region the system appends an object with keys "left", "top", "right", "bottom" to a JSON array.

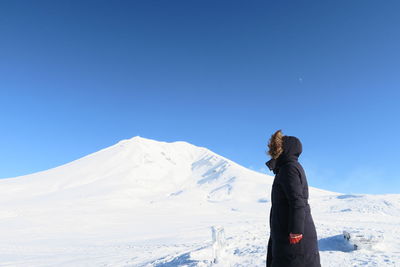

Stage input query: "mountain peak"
[
  {"left": 116, "top": 136, "right": 201, "bottom": 152},
  {"left": 130, "top": 136, "right": 146, "bottom": 141},
  {"left": 116, "top": 135, "right": 156, "bottom": 146}
]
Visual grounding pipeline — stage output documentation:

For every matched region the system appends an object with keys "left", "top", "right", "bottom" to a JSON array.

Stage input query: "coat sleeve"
[{"left": 280, "top": 164, "right": 306, "bottom": 234}]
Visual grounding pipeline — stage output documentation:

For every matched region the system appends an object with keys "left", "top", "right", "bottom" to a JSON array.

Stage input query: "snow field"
[{"left": 0, "top": 137, "right": 399, "bottom": 266}]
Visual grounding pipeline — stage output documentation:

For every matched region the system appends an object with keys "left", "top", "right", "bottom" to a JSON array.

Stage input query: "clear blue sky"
[{"left": 1, "top": 0, "right": 399, "bottom": 194}]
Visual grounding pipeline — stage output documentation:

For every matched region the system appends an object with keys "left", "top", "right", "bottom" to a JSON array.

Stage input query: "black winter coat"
[{"left": 266, "top": 136, "right": 321, "bottom": 267}]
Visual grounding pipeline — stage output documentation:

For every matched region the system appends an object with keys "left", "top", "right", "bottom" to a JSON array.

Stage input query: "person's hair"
[{"left": 268, "top": 129, "right": 284, "bottom": 159}]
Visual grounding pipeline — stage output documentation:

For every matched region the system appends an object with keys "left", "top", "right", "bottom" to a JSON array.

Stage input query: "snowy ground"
[{"left": 0, "top": 137, "right": 399, "bottom": 266}]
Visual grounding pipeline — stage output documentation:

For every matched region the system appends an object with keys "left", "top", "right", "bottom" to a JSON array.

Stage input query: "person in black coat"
[{"left": 265, "top": 130, "right": 321, "bottom": 267}]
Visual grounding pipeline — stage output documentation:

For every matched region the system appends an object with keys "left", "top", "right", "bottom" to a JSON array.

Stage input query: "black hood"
[
  {"left": 266, "top": 136, "right": 302, "bottom": 174},
  {"left": 280, "top": 136, "right": 302, "bottom": 159}
]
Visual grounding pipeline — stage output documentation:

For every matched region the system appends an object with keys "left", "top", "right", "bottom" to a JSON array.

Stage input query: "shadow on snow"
[
  {"left": 318, "top": 234, "right": 354, "bottom": 252},
  {"left": 154, "top": 252, "right": 198, "bottom": 267}
]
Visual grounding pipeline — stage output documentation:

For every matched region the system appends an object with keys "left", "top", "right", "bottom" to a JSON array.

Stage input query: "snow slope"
[{"left": 0, "top": 136, "right": 399, "bottom": 266}]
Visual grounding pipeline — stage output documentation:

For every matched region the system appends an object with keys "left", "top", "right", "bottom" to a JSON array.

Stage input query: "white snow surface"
[{"left": 0, "top": 136, "right": 399, "bottom": 266}]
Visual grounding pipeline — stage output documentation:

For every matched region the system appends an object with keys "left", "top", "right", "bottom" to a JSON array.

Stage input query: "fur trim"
[{"left": 268, "top": 130, "right": 284, "bottom": 159}]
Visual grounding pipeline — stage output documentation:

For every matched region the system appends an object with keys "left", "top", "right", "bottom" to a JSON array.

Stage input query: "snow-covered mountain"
[{"left": 0, "top": 137, "right": 399, "bottom": 266}]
